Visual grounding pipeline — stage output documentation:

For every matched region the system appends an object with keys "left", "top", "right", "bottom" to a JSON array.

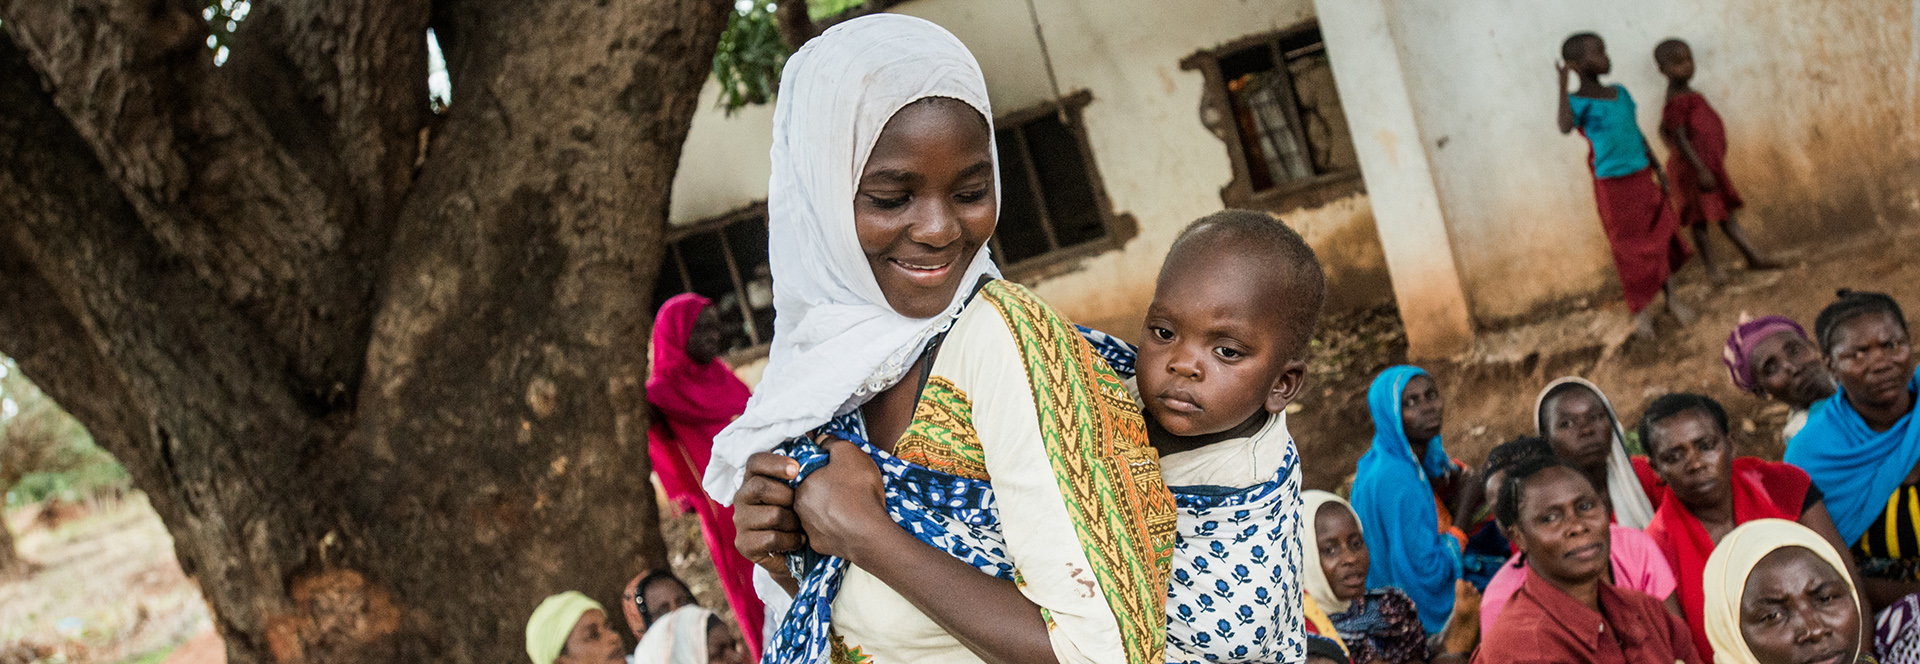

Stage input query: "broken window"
[
  {"left": 1186, "top": 24, "right": 1362, "bottom": 211},
  {"left": 652, "top": 204, "right": 774, "bottom": 355},
  {"left": 989, "top": 91, "right": 1137, "bottom": 276}
]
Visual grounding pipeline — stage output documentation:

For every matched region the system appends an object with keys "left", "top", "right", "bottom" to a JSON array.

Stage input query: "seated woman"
[
  {"left": 1723, "top": 315, "right": 1836, "bottom": 440},
  {"left": 1475, "top": 436, "right": 1677, "bottom": 633},
  {"left": 1304, "top": 490, "right": 1479, "bottom": 664},
  {"left": 1639, "top": 392, "right": 1863, "bottom": 660},
  {"left": 525, "top": 591, "right": 627, "bottom": 664},
  {"left": 1351, "top": 366, "right": 1481, "bottom": 634},
  {"left": 1702, "top": 519, "right": 1869, "bottom": 664},
  {"left": 1786, "top": 290, "right": 1920, "bottom": 609},
  {"left": 621, "top": 570, "right": 695, "bottom": 639},
  {"left": 1474, "top": 457, "right": 1701, "bottom": 664},
  {"left": 1533, "top": 377, "right": 1659, "bottom": 528},
  {"left": 711, "top": 14, "right": 1175, "bottom": 664},
  {"left": 634, "top": 604, "right": 747, "bottom": 664}
]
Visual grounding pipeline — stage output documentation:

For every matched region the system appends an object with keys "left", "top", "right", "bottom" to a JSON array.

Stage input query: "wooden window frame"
[
  {"left": 662, "top": 202, "right": 771, "bottom": 349},
  {"left": 1181, "top": 21, "right": 1365, "bottom": 214},
  {"left": 990, "top": 89, "right": 1138, "bottom": 282}
]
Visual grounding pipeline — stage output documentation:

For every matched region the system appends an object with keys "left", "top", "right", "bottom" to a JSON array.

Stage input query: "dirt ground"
[
  {"left": 0, "top": 496, "right": 211, "bottom": 664},
  {"left": 4, "top": 219, "right": 1914, "bottom": 662}
]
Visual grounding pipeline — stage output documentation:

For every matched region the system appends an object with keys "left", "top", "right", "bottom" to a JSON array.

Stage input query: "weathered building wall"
[
  {"left": 1380, "top": 0, "right": 1919, "bottom": 324},
  {"left": 667, "top": 0, "right": 1396, "bottom": 340}
]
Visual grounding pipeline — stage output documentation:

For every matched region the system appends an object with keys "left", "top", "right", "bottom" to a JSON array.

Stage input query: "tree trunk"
[
  {"left": 0, "top": 0, "right": 729, "bottom": 661},
  {"left": 0, "top": 518, "right": 19, "bottom": 575},
  {"left": 775, "top": 0, "right": 820, "bottom": 51}
]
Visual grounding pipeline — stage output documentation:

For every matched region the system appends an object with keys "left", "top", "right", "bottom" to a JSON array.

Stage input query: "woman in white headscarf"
[
  {"left": 633, "top": 605, "right": 745, "bottom": 664},
  {"left": 1703, "top": 519, "right": 1870, "bottom": 664},
  {"left": 1534, "top": 377, "right": 1659, "bottom": 529},
  {"left": 701, "top": 14, "right": 1175, "bottom": 664}
]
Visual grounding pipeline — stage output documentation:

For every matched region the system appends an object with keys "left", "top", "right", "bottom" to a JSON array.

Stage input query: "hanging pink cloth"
[{"left": 647, "top": 293, "right": 763, "bottom": 660}]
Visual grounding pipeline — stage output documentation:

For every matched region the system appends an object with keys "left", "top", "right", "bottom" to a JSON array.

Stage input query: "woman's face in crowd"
[
  {"left": 1546, "top": 389, "right": 1612, "bottom": 472},
  {"left": 1646, "top": 409, "right": 1734, "bottom": 513},
  {"left": 1826, "top": 312, "right": 1914, "bottom": 411},
  {"left": 1751, "top": 331, "right": 1834, "bottom": 409},
  {"left": 685, "top": 306, "right": 728, "bottom": 365},
  {"left": 1313, "top": 502, "right": 1370, "bottom": 602},
  {"left": 1739, "top": 546, "right": 1859, "bottom": 664},
  {"left": 643, "top": 579, "right": 695, "bottom": 626},
  {"left": 1510, "top": 466, "right": 1610, "bottom": 589},
  {"left": 855, "top": 97, "right": 996, "bottom": 319},
  {"left": 706, "top": 617, "right": 746, "bottom": 664},
  {"left": 1400, "top": 375, "right": 1444, "bottom": 444},
  {"left": 556, "top": 610, "right": 626, "bottom": 664}
]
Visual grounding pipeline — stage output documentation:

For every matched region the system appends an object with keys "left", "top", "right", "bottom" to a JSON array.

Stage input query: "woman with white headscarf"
[
  {"left": 1302, "top": 490, "right": 1478, "bottom": 664},
  {"left": 1534, "top": 377, "right": 1659, "bottom": 529},
  {"left": 633, "top": 605, "right": 745, "bottom": 664},
  {"left": 1703, "top": 519, "right": 1872, "bottom": 664},
  {"left": 701, "top": 14, "right": 1175, "bottom": 664}
]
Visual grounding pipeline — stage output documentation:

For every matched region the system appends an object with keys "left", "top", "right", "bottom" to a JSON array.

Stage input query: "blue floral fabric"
[
  {"left": 763, "top": 413, "right": 1013, "bottom": 664},
  {"left": 1166, "top": 449, "right": 1306, "bottom": 664}
]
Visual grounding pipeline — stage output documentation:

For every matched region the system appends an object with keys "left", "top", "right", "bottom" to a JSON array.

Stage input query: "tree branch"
[
  {"left": 0, "top": 0, "right": 410, "bottom": 406},
  {"left": 0, "top": 30, "right": 330, "bottom": 653},
  {"left": 775, "top": 0, "right": 819, "bottom": 52}
]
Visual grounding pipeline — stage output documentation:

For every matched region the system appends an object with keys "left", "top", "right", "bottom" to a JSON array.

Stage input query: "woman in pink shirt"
[{"left": 1475, "top": 436, "right": 1677, "bottom": 634}]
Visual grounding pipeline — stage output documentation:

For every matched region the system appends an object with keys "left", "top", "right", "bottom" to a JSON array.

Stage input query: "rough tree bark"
[
  {"left": 774, "top": 0, "right": 819, "bottom": 52},
  {"left": 0, "top": 0, "right": 728, "bottom": 661}
]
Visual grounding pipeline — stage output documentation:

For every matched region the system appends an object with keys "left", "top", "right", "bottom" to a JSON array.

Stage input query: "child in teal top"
[{"left": 1556, "top": 32, "right": 1692, "bottom": 340}]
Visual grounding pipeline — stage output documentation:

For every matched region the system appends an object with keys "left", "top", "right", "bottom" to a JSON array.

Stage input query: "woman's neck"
[
  {"left": 1408, "top": 438, "right": 1430, "bottom": 462},
  {"left": 1547, "top": 573, "right": 1602, "bottom": 612},
  {"left": 1851, "top": 386, "right": 1916, "bottom": 433},
  {"left": 1687, "top": 494, "right": 1736, "bottom": 541}
]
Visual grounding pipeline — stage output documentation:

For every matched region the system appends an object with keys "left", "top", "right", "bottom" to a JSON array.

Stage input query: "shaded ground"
[
  {"left": 1288, "top": 220, "right": 1920, "bottom": 493},
  {"left": 0, "top": 496, "right": 210, "bottom": 664}
]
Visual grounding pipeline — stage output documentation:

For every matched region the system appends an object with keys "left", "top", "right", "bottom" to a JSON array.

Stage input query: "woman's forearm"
[{"left": 848, "top": 524, "right": 1055, "bottom": 664}]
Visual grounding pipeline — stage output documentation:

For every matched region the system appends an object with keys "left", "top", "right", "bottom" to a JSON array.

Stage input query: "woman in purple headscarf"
[{"left": 1723, "top": 314, "right": 1836, "bottom": 440}]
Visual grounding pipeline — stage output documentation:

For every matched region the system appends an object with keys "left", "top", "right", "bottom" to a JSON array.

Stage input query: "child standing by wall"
[
  {"left": 1654, "top": 39, "right": 1781, "bottom": 282},
  {"left": 1557, "top": 32, "right": 1693, "bottom": 340}
]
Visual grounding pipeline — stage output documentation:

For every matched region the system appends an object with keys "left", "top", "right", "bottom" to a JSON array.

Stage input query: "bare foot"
[
  {"left": 1631, "top": 311, "right": 1657, "bottom": 340},
  {"left": 1668, "top": 298, "right": 1697, "bottom": 326}
]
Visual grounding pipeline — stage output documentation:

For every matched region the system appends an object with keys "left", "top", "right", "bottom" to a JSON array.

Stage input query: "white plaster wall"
[
  {"left": 668, "top": 79, "right": 777, "bottom": 225},
  {"left": 668, "top": 0, "right": 1388, "bottom": 339},
  {"left": 1382, "top": 0, "right": 1919, "bottom": 323}
]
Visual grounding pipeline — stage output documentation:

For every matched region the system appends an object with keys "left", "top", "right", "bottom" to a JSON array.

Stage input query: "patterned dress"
[
  {"left": 767, "top": 280, "right": 1177, "bottom": 664},
  {"left": 1161, "top": 415, "right": 1307, "bottom": 664},
  {"left": 1327, "top": 589, "right": 1427, "bottom": 664}
]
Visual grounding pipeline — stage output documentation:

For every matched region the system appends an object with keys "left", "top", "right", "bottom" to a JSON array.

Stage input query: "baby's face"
[{"left": 1138, "top": 252, "right": 1302, "bottom": 437}]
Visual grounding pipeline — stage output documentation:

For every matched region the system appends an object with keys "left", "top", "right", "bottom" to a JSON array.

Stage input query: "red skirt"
[{"left": 1593, "top": 168, "right": 1690, "bottom": 313}]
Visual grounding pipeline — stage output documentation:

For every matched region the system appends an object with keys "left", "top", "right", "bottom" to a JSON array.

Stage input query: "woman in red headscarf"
[{"left": 648, "top": 293, "right": 762, "bottom": 659}]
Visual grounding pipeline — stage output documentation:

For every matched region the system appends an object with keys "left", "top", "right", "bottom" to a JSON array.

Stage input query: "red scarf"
[{"left": 1646, "top": 458, "right": 1811, "bottom": 662}]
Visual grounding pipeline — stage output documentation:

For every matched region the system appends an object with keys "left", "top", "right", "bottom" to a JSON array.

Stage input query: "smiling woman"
[{"left": 701, "top": 14, "right": 1175, "bottom": 664}]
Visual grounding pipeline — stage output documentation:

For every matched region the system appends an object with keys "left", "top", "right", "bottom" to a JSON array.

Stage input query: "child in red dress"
[{"left": 1655, "top": 39, "right": 1780, "bottom": 283}]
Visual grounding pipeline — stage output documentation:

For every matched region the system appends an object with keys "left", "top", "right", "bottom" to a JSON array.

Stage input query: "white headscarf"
[
  {"left": 702, "top": 14, "right": 1001, "bottom": 502},
  {"left": 1301, "top": 490, "right": 1360, "bottom": 614},
  {"left": 1533, "top": 377, "right": 1657, "bottom": 529},
  {"left": 633, "top": 604, "right": 721, "bottom": 664},
  {"left": 1702, "top": 519, "right": 1863, "bottom": 664}
]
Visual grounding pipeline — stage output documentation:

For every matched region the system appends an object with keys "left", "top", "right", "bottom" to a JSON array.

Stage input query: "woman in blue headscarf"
[
  {"left": 1350, "top": 365, "right": 1473, "bottom": 633},
  {"left": 1785, "top": 290, "right": 1920, "bottom": 610}
]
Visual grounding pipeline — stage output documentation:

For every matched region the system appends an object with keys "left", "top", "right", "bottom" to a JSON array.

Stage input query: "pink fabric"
[
  {"left": 1479, "top": 524, "right": 1677, "bottom": 634},
  {"left": 647, "top": 293, "right": 763, "bottom": 660}
]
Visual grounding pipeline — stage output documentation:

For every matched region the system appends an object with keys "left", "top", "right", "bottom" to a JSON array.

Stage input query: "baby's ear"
[{"left": 1265, "top": 358, "right": 1309, "bottom": 413}]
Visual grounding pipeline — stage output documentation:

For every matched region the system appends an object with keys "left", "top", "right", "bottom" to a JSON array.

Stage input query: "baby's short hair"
[
  {"left": 1162, "top": 209, "right": 1327, "bottom": 360},
  {"left": 1562, "top": 32, "right": 1602, "bottom": 61},
  {"left": 1653, "top": 38, "right": 1690, "bottom": 66}
]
